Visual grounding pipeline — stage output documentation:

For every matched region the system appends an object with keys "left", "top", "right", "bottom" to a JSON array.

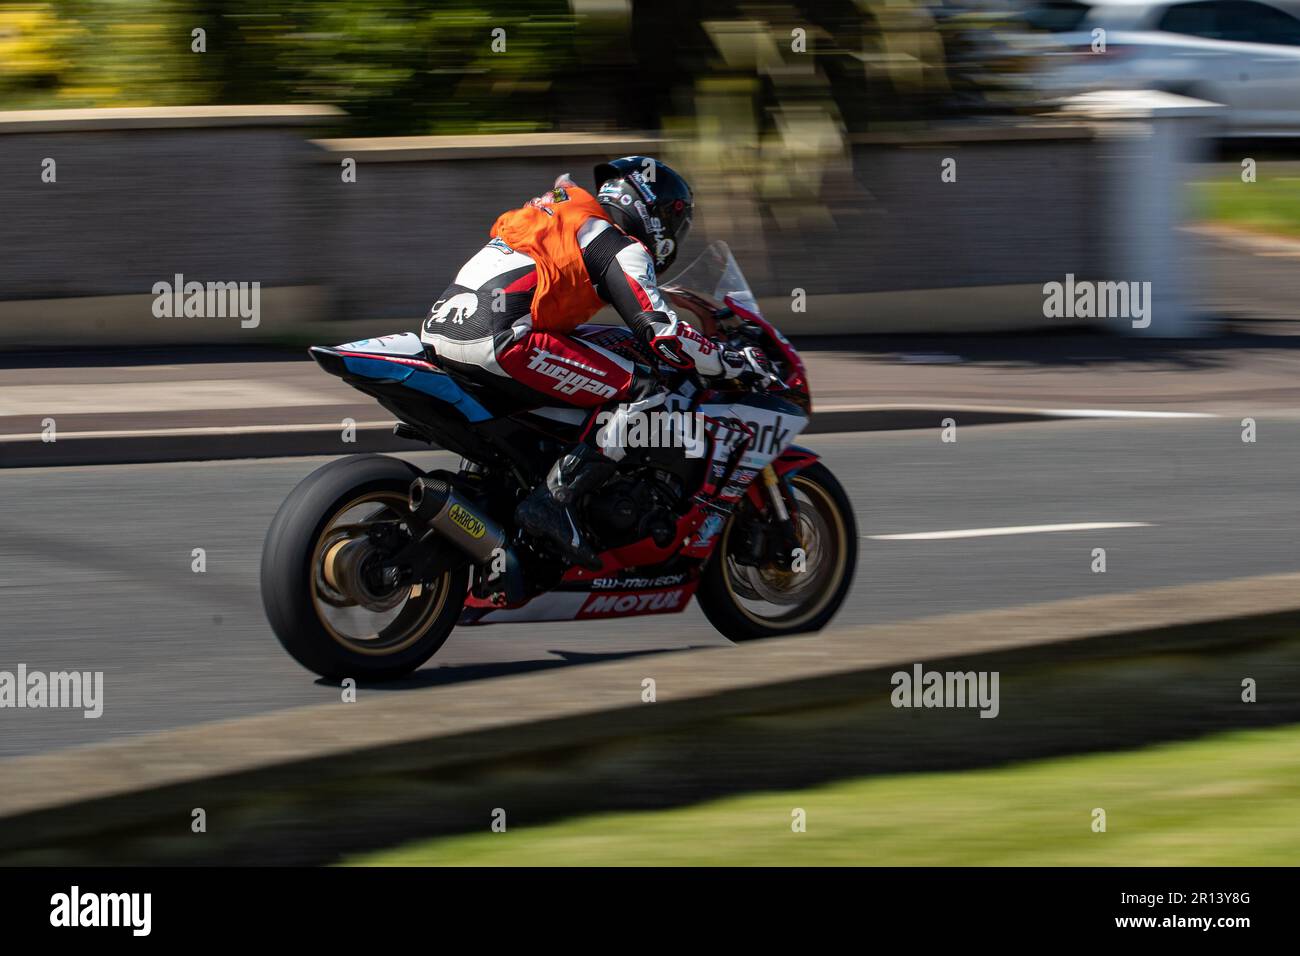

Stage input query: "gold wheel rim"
[
  {"left": 309, "top": 491, "right": 449, "bottom": 656},
  {"left": 720, "top": 474, "right": 849, "bottom": 629}
]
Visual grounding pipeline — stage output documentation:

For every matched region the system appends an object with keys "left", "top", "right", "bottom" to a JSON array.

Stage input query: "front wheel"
[
  {"left": 696, "top": 461, "right": 857, "bottom": 642},
  {"left": 260, "top": 455, "right": 469, "bottom": 681}
]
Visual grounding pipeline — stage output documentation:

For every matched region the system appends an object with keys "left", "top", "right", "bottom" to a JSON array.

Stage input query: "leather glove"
[{"left": 647, "top": 315, "right": 723, "bottom": 376}]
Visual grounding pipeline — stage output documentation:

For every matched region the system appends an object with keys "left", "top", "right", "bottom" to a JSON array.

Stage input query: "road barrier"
[
  {"left": 0, "top": 403, "right": 1065, "bottom": 468},
  {"left": 0, "top": 97, "right": 1215, "bottom": 347}
]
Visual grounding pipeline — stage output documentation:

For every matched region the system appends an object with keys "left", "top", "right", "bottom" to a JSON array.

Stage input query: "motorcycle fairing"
[
  {"left": 334, "top": 332, "right": 427, "bottom": 357},
  {"left": 310, "top": 339, "right": 494, "bottom": 424},
  {"left": 457, "top": 393, "right": 811, "bottom": 624},
  {"left": 310, "top": 309, "right": 813, "bottom": 627},
  {"left": 724, "top": 297, "right": 812, "bottom": 413},
  {"left": 459, "top": 581, "right": 699, "bottom": 625},
  {"left": 569, "top": 322, "right": 654, "bottom": 365},
  {"left": 703, "top": 393, "right": 810, "bottom": 473}
]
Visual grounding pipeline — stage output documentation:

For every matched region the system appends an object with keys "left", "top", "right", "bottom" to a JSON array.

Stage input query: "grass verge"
[
  {"left": 345, "top": 723, "right": 1300, "bottom": 866},
  {"left": 1193, "top": 171, "right": 1300, "bottom": 239}
]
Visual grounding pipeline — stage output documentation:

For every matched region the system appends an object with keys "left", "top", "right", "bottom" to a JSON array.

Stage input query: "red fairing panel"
[
  {"left": 562, "top": 505, "right": 710, "bottom": 582},
  {"left": 772, "top": 446, "right": 819, "bottom": 475},
  {"left": 575, "top": 584, "right": 696, "bottom": 619},
  {"left": 745, "top": 446, "right": 820, "bottom": 510},
  {"left": 724, "top": 297, "right": 812, "bottom": 412},
  {"left": 458, "top": 582, "right": 700, "bottom": 625}
]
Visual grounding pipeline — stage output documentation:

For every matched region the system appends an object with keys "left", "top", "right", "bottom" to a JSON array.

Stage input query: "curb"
[
  {"left": 0, "top": 405, "right": 1069, "bottom": 469},
  {"left": 2, "top": 572, "right": 1297, "bottom": 864}
]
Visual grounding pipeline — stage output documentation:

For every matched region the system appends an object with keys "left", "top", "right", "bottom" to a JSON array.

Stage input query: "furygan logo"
[
  {"left": 526, "top": 348, "right": 618, "bottom": 399},
  {"left": 447, "top": 503, "right": 485, "bottom": 539}
]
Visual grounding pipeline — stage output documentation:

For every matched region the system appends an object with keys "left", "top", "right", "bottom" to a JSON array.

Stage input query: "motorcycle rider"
[{"left": 420, "top": 156, "right": 741, "bottom": 570}]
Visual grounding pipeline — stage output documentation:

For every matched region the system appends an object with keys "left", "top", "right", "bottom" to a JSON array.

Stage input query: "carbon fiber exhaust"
[{"left": 408, "top": 475, "right": 505, "bottom": 564}]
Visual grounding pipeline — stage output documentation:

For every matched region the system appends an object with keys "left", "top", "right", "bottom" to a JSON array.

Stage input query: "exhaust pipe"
[{"left": 408, "top": 476, "right": 505, "bottom": 564}]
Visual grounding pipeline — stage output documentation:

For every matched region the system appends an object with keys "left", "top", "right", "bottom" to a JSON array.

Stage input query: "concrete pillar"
[{"left": 1062, "top": 90, "right": 1220, "bottom": 337}]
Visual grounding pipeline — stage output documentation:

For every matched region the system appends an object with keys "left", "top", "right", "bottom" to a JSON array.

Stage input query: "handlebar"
[{"left": 655, "top": 287, "right": 788, "bottom": 393}]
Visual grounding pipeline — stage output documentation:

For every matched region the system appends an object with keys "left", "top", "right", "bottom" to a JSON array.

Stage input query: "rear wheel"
[
  {"left": 697, "top": 462, "right": 857, "bottom": 642},
  {"left": 261, "top": 455, "right": 468, "bottom": 681}
]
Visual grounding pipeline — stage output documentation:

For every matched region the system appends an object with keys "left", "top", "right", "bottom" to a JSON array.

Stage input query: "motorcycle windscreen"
[{"left": 667, "top": 240, "right": 762, "bottom": 320}]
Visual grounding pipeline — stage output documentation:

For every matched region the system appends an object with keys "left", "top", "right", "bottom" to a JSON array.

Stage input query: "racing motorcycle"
[{"left": 260, "top": 241, "right": 857, "bottom": 680}]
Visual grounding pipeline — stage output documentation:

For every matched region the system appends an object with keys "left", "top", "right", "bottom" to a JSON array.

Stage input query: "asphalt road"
[{"left": 2, "top": 418, "right": 1296, "bottom": 758}]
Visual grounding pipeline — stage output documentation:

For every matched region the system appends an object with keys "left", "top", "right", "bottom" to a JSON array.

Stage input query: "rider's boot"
[{"left": 515, "top": 443, "right": 616, "bottom": 571}]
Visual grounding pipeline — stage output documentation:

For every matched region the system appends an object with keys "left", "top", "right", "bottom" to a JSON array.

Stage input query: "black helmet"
[{"left": 593, "top": 156, "right": 693, "bottom": 273}]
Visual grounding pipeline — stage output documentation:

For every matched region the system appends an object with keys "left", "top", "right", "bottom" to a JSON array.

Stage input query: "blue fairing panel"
[{"left": 337, "top": 354, "right": 493, "bottom": 423}]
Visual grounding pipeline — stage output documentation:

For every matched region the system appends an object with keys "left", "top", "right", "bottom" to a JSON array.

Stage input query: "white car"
[{"left": 1028, "top": 0, "right": 1300, "bottom": 135}]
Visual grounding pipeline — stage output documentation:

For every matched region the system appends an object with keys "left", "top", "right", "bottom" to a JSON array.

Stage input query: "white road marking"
[
  {"left": 868, "top": 522, "right": 1152, "bottom": 541},
  {"left": 1046, "top": 409, "right": 1216, "bottom": 420},
  {"left": 814, "top": 403, "right": 1216, "bottom": 420},
  {"left": 0, "top": 421, "right": 394, "bottom": 442}
]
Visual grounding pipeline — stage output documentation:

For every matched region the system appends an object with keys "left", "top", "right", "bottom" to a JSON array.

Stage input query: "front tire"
[
  {"left": 697, "top": 461, "right": 857, "bottom": 642},
  {"left": 261, "top": 455, "right": 468, "bottom": 681}
]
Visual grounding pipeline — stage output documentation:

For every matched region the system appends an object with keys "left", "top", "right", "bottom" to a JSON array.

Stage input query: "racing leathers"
[{"left": 420, "top": 176, "right": 727, "bottom": 569}]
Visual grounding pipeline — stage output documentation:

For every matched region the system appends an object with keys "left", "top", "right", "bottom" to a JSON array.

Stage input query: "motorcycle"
[{"left": 261, "top": 241, "right": 858, "bottom": 680}]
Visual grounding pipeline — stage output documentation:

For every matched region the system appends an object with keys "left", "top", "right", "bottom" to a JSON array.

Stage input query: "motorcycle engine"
[{"left": 584, "top": 469, "right": 682, "bottom": 550}]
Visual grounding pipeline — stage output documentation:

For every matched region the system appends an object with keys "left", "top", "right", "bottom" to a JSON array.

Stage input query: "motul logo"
[{"left": 581, "top": 589, "right": 685, "bottom": 615}]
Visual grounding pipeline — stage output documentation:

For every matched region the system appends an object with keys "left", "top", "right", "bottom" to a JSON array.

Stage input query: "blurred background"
[
  {"left": 2, "top": 0, "right": 1299, "bottom": 340},
  {"left": 2, "top": 1, "right": 1300, "bottom": 867},
  {"left": 0, "top": 0, "right": 1051, "bottom": 132}
]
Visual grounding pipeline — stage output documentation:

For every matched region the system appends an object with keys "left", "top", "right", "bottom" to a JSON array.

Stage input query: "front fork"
[
  {"left": 760, "top": 465, "right": 800, "bottom": 570},
  {"left": 761, "top": 465, "right": 790, "bottom": 522}
]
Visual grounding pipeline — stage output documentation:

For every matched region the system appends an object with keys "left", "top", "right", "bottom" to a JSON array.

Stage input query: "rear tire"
[
  {"left": 260, "top": 455, "right": 468, "bottom": 681},
  {"left": 697, "top": 461, "right": 857, "bottom": 642}
]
